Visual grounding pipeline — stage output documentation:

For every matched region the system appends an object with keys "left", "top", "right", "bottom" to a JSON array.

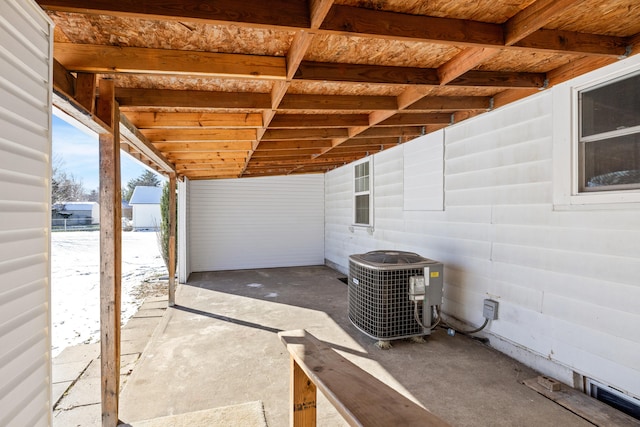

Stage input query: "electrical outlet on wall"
[{"left": 483, "top": 299, "right": 499, "bottom": 320}]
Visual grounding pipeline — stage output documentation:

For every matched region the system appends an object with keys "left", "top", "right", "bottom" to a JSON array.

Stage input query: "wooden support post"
[
  {"left": 291, "top": 355, "right": 317, "bottom": 427},
  {"left": 97, "top": 78, "right": 122, "bottom": 427},
  {"left": 168, "top": 173, "right": 176, "bottom": 306}
]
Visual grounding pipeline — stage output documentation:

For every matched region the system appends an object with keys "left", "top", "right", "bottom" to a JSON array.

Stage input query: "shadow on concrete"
[{"left": 118, "top": 266, "right": 592, "bottom": 427}]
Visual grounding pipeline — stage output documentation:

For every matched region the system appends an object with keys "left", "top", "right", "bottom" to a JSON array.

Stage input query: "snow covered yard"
[{"left": 51, "top": 231, "right": 167, "bottom": 356}]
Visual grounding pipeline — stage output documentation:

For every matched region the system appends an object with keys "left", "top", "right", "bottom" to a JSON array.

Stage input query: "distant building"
[
  {"left": 129, "top": 186, "right": 162, "bottom": 231},
  {"left": 121, "top": 199, "right": 132, "bottom": 220},
  {"left": 52, "top": 202, "right": 100, "bottom": 226}
]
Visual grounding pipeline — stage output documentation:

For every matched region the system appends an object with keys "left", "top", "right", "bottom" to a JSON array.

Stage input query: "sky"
[{"left": 52, "top": 110, "right": 165, "bottom": 192}]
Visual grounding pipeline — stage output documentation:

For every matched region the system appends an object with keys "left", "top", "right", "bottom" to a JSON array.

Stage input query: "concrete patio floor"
[{"left": 118, "top": 266, "right": 593, "bottom": 426}]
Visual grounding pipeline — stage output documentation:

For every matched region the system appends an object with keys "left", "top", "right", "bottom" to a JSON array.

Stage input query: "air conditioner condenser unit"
[{"left": 348, "top": 250, "right": 444, "bottom": 342}]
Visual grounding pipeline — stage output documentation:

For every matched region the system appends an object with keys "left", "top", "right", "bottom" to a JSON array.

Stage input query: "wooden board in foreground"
[
  {"left": 523, "top": 377, "right": 640, "bottom": 427},
  {"left": 279, "top": 329, "right": 450, "bottom": 427}
]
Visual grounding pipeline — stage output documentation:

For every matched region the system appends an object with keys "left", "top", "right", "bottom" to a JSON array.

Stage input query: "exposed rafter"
[
  {"left": 39, "top": 0, "right": 630, "bottom": 57},
  {"left": 39, "top": 0, "right": 640, "bottom": 180}
]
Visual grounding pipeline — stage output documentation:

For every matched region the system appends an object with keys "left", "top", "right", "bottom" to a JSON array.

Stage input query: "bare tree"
[{"left": 51, "top": 155, "right": 87, "bottom": 204}]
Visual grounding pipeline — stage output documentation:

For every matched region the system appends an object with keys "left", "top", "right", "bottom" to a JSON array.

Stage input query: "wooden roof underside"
[{"left": 39, "top": 0, "right": 640, "bottom": 180}]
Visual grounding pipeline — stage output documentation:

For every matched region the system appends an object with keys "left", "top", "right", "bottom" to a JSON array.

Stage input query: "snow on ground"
[{"left": 51, "top": 231, "right": 167, "bottom": 356}]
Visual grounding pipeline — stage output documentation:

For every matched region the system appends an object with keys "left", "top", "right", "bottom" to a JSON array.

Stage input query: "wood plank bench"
[{"left": 278, "top": 329, "right": 451, "bottom": 427}]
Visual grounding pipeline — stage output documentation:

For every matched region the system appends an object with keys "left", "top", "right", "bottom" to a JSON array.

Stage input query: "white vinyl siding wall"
[
  {"left": 325, "top": 59, "right": 640, "bottom": 399},
  {"left": 189, "top": 175, "right": 324, "bottom": 271},
  {"left": 178, "top": 178, "right": 190, "bottom": 283},
  {"left": 132, "top": 204, "right": 161, "bottom": 230},
  {"left": 0, "top": 0, "right": 53, "bottom": 425},
  {"left": 403, "top": 130, "right": 444, "bottom": 211}
]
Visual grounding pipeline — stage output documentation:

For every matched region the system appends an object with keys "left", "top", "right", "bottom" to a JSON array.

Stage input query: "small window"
[
  {"left": 587, "top": 378, "right": 640, "bottom": 420},
  {"left": 578, "top": 72, "right": 640, "bottom": 192},
  {"left": 353, "top": 159, "right": 372, "bottom": 226}
]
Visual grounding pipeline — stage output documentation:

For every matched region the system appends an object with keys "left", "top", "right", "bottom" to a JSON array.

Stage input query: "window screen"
[{"left": 579, "top": 72, "right": 640, "bottom": 191}]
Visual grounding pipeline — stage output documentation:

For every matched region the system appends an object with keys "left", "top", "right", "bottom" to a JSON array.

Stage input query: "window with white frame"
[
  {"left": 578, "top": 71, "right": 640, "bottom": 192},
  {"left": 353, "top": 159, "right": 372, "bottom": 226}
]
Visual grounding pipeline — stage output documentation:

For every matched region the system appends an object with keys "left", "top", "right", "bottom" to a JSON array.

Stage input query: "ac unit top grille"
[{"left": 350, "top": 250, "right": 439, "bottom": 271}]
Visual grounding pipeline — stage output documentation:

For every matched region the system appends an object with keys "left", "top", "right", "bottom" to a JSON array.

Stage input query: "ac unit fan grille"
[{"left": 348, "top": 260, "right": 424, "bottom": 340}]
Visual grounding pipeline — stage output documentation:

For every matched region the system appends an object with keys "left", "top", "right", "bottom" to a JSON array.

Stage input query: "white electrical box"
[{"left": 409, "top": 276, "right": 426, "bottom": 301}]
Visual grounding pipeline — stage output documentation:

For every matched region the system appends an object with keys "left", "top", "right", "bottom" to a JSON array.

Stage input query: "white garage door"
[
  {"left": 0, "top": 1, "right": 53, "bottom": 425},
  {"left": 189, "top": 174, "right": 325, "bottom": 271}
]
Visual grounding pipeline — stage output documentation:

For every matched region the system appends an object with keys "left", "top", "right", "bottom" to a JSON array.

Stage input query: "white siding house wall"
[
  {"left": 325, "top": 57, "right": 640, "bottom": 399},
  {"left": 178, "top": 178, "right": 191, "bottom": 283},
  {"left": 132, "top": 204, "right": 161, "bottom": 230},
  {"left": 0, "top": 0, "right": 53, "bottom": 425},
  {"left": 189, "top": 175, "right": 324, "bottom": 271}
]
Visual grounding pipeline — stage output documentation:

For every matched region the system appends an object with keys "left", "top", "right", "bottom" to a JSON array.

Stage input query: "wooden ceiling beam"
[
  {"left": 52, "top": 60, "right": 175, "bottom": 173},
  {"left": 437, "top": 47, "right": 502, "bottom": 86},
  {"left": 58, "top": 43, "right": 545, "bottom": 89},
  {"left": 251, "top": 148, "right": 324, "bottom": 157},
  {"left": 242, "top": 170, "right": 294, "bottom": 177},
  {"left": 55, "top": 43, "right": 286, "bottom": 79},
  {"left": 257, "top": 140, "right": 334, "bottom": 150},
  {"left": 53, "top": 59, "right": 75, "bottom": 97},
  {"left": 247, "top": 155, "right": 315, "bottom": 162},
  {"left": 322, "top": 5, "right": 627, "bottom": 57},
  {"left": 166, "top": 153, "right": 248, "bottom": 161},
  {"left": 338, "top": 137, "right": 399, "bottom": 147},
  {"left": 115, "top": 88, "right": 272, "bottom": 109},
  {"left": 244, "top": 164, "right": 301, "bottom": 171},
  {"left": 325, "top": 86, "right": 430, "bottom": 153},
  {"left": 37, "top": 0, "right": 310, "bottom": 28},
  {"left": 252, "top": 29, "right": 316, "bottom": 171},
  {"left": 177, "top": 163, "right": 244, "bottom": 171},
  {"left": 74, "top": 73, "right": 96, "bottom": 114},
  {"left": 438, "top": 0, "right": 583, "bottom": 86},
  {"left": 449, "top": 70, "right": 545, "bottom": 88},
  {"left": 504, "top": 0, "right": 582, "bottom": 46},
  {"left": 247, "top": 162, "right": 321, "bottom": 169},
  {"left": 321, "top": 5, "right": 503, "bottom": 46},
  {"left": 279, "top": 94, "right": 397, "bottom": 110},
  {"left": 309, "top": 0, "right": 334, "bottom": 29},
  {"left": 141, "top": 128, "right": 257, "bottom": 142},
  {"left": 352, "top": 127, "right": 423, "bottom": 139},
  {"left": 396, "top": 87, "right": 432, "bottom": 110},
  {"left": 174, "top": 158, "right": 247, "bottom": 166},
  {"left": 546, "top": 57, "right": 618, "bottom": 87},
  {"left": 152, "top": 142, "right": 253, "bottom": 152},
  {"left": 377, "top": 113, "right": 451, "bottom": 126},
  {"left": 491, "top": 89, "right": 540, "bottom": 110},
  {"left": 249, "top": 157, "right": 351, "bottom": 167},
  {"left": 261, "top": 128, "right": 348, "bottom": 141},
  {"left": 269, "top": 114, "right": 369, "bottom": 128},
  {"left": 323, "top": 144, "right": 394, "bottom": 154},
  {"left": 292, "top": 61, "right": 544, "bottom": 87},
  {"left": 183, "top": 171, "right": 242, "bottom": 179},
  {"left": 628, "top": 33, "right": 640, "bottom": 56},
  {"left": 317, "top": 148, "right": 386, "bottom": 158},
  {"left": 513, "top": 29, "right": 628, "bottom": 57},
  {"left": 119, "top": 114, "right": 176, "bottom": 174},
  {"left": 52, "top": 60, "right": 112, "bottom": 134},
  {"left": 286, "top": 31, "right": 316, "bottom": 80},
  {"left": 405, "top": 96, "right": 492, "bottom": 111},
  {"left": 295, "top": 164, "right": 343, "bottom": 172},
  {"left": 125, "top": 112, "right": 263, "bottom": 129},
  {"left": 295, "top": 61, "right": 439, "bottom": 85},
  {"left": 40, "top": 1, "right": 627, "bottom": 57}
]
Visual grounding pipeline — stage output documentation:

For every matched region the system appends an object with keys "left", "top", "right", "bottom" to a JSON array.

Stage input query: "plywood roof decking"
[{"left": 39, "top": 0, "right": 640, "bottom": 180}]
